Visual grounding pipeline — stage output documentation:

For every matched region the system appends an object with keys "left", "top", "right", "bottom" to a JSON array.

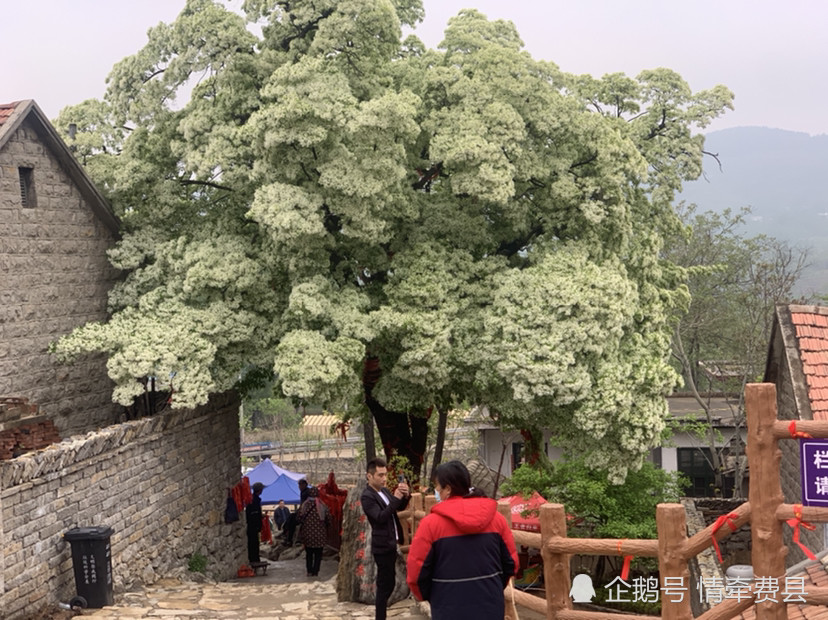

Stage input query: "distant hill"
[{"left": 678, "top": 127, "right": 828, "bottom": 296}]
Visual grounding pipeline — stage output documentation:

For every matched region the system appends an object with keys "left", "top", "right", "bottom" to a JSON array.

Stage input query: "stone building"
[
  {"left": 0, "top": 99, "right": 121, "bottom": 439},
  {"left": 0, "top": 101, "right": 246, "bottom": 619},
  {"left": 765, "top": 303, "right": 828, "bottom": 565}
]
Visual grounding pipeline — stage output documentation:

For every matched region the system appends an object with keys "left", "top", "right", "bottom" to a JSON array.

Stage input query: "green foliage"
[
  {"left": 53, "top": 0, "right": 733, "bottom": 481},
  {"left": 388, "top": 454, "right": 416, "bottom": 488},
  {"left": 187, "top": 550, "right": 208, "bottom": 573},
  {"left": 666, "top": 205, "right": 808, "bottom": 495},
  {"left": 243, "top": 397, "right": 302, "bottom": 431},
  {"left": 668, "top": 205, "right": 809, "bottom": 391},
  {"left": 501, "top": 461, "right": 688, "bottom": 539},
  {"left": 499, "top": 460, "right": 554, "bottom": 499}
]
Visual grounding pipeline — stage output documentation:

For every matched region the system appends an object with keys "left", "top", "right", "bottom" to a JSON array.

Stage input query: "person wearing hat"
[{"left": 246, "top": 482, "right": 265, "bottom": 564}]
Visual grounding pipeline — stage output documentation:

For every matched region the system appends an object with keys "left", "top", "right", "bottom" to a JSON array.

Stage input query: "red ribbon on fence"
[
  {"left": 710, "top": 512, "right": 739, "bottom": 562},
  {"left": 786, "top": 504, "right": 817, "bottom": 560},
  {"left": 617, "top": 540, "right": 633, "bottom": 580},
  {"left": 789, "top": 420, "right": 812, "bottom": 439}
]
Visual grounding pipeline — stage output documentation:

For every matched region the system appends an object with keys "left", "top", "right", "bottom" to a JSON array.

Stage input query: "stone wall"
[
  {"left": 0, "top": 392, "right": 245, "bottom": 620},
  {"left": 0, "top": 116, "right": 121, "bottom": 437},
  {"left": 683, "top": 499, "right": 726, "bottom": 617},
  {"left": 693, "top": 498, "right": 753, "bottom": 566},
  {"left": 273, "top": 447, "right": 476, "bottom": 488},
  {"left": 278, "top": 455, "right": 363, "bottom": 487}
]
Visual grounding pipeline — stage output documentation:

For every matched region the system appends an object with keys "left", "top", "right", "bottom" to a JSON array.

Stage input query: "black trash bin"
[{"left": 64, "top": 526, "right": 114, "bottom": 609}]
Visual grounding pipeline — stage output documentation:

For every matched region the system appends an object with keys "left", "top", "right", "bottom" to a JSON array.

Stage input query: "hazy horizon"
[{"left": 2, "top": 1, "right": 827, "bottom": 136}]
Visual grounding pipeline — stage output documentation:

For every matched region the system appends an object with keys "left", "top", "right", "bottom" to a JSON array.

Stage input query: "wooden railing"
[{"left": 397, "top": 384, "right": 828, "bottom": 619}]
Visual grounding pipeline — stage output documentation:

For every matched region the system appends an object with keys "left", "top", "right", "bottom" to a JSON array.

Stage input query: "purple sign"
[{"left": 800, "top": 439, "right": 828, "bottom": 507}]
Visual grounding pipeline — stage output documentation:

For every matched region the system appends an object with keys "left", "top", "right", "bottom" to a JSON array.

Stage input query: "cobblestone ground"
[
  {"left": 48, "top": 554, "right": 547, "bottom": 620},
  {"left": 67, "top": 556, "right": 431, "bottom": 620},
  {"left": 77, "top": 580, "right": 428, "bottom": 619}
]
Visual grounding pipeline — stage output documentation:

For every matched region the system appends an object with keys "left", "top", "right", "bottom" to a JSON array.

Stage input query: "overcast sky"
[{"left": 2, "top": 0, "right": 826, "bottom": 135}]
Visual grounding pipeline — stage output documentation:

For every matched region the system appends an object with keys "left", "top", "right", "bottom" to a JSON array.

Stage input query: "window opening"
[{"left": 18, "top": 167, "right": 36, "bottom": 208}]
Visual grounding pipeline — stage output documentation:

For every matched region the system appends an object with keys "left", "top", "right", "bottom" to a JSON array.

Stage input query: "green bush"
[
  {"left": 500, "top": 459, "right": 688, "bottom": 539},
  {"left": 188, "top": 550, "right": 208, "bottom": 573}
]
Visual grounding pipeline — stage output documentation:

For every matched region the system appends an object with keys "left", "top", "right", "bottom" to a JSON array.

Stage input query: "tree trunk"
[
  {"left": 520, "top": 428, "right": 544, "bottom": 466},
  {"left": 493, "top": 433, "right": 512, "bottom": 496},
  {"left": 362, "top": 357, "right": 431, "bottom": 480},
  {"left": 363, "top": 406, "right": 376, "bottom": 462},
  {"left": 428, "top": 405, "right": 449, "bottom": 483}
]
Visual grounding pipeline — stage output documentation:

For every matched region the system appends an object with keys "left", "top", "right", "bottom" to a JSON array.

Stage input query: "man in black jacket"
[{"left": 360, "top": 457, "right": 410, "bottom": 620}]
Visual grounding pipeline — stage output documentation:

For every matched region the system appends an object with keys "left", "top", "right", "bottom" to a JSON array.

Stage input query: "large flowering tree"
[{"left": 54, "top": 0, "right": 732, "bottom": 480}]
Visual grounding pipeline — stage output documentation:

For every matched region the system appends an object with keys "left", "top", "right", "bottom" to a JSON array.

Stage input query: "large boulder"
[
  {"left": 336, "top": 478, "right": 409, "bottom": 605},
  {"left": 467, "top": 457, "right": 501, "bottom": 498}
]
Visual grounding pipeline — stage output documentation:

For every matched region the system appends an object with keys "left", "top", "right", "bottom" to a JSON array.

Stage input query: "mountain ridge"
[{"left": 678, "top": 126, "right": 828, "bottom": 295}]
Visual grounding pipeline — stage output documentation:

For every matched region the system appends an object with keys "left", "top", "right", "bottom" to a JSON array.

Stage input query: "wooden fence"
[{"left": 397, "top": 383, "right": 828, "bottom": 619}]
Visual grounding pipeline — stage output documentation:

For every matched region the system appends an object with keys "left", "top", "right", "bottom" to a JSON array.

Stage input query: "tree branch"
[
  {"left": 179, "top": 179, "right": 233, "bottom": 191},
  {"left": 412, "top": 162, "right": 443, "bottom": 191},
  {"left": 702, "top": 149, "right": 723, "bottom": 173}
]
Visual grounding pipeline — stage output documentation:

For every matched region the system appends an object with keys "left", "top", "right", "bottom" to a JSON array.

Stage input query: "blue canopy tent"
[
  {"left": 245, "top": 458, "right": 306, "bottom": 487},
  {"left": 260, "top": 474, "right": 301, "bottom": 505}
]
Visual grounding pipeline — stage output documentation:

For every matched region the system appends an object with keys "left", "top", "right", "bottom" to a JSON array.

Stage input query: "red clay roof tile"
[
  {"left": 804, "top": 365, "right": 828, "bottom": 377},
  {"left": 801, "top": 338, "right": 828, "bottom": 351},
  {"left": 806, "top": 376, "right": 828, "bottom": 389},
  {"left": 801, "top": 352, "right": 827, "bottom": 365},
  {"left": 788, "top": 308, "right": 828, "bottom": 429},
  {"left": 0, "top": 102, "right": 18, "bottom": 126},
  {"left": 792, "top": 313, "right": 818, "bottom": 326}
]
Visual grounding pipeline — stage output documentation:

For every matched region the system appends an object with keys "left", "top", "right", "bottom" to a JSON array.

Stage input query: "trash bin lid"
[
  {"left": 64, "top": 526, "right": 113, "bottom": 541},
  {"left": 725, "top": 564, "right": 754, "bottom": 580}
]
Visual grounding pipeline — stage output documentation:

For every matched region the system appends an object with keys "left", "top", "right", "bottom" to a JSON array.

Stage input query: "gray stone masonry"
[
  {"left": 0, "top": 117, "right": 121, "bottom": 437},
  {"left": 683, "top": 499, "right": 726, "bottom": 617},
  {"left": 0, "top": 392, "right": 245, "bottom": 620}
]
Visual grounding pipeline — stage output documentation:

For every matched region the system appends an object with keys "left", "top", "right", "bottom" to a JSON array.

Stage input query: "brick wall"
[
  {"left": 0, "top": 117, "right": 121, "bottom": 437},
  {"left": 0, "top": 392, "right": 245, "bottom": 620},
  {"left": 0, "top": 397, "right": 62, "bottom": 459}
]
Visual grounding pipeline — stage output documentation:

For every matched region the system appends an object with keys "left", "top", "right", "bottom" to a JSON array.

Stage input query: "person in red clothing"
[{"left": 406, "top": 461, "right": 518, "bottom": 620}]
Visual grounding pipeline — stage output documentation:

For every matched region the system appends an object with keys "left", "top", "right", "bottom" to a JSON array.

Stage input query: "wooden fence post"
[
  {"left": 657, "top": 503, "right": 693, "bottom": 620},
  {"left": 409, "top": 492, "right": 423, "bottom": 540},
  {"left": 543, "top": 503, "right": 570, "bottom": 620},
  {"left": 746, "top": 383, "right": 787, "bottom": 620},
  {"left": 498, "top": 499, "right": 511, "bottom": 525}
]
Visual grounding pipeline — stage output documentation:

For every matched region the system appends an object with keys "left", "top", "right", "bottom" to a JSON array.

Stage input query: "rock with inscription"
[{"left": 336, "top": 479, "right": 409, "bottom": 604}]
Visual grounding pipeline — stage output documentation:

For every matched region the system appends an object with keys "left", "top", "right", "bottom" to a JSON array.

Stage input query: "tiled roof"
[
  {"left": 790, "top": 308, "right": 828, "bottom": 420},
  {"left": 0, "top": 101, "right": 20, "bottom": 127},
  {"left": 737, "top": 553, "right": 828, "bottom": 619}
]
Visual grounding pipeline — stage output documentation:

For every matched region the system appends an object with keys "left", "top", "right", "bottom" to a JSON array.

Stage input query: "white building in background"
[{"left": 470, "top": 396, "right": 747, "bottom": 498}]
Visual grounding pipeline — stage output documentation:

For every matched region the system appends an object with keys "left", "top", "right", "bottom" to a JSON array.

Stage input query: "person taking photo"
[{"left": 360, "top": 457, "right": 410, "bottom": 620}]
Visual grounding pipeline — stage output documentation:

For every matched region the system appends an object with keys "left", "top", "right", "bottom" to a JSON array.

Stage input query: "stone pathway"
[
  {"left": 73, "top": 556, "right": 431, "bottom": 620},
  {"left": 78, "top": 580, "right": 427, "bottom": 619}
]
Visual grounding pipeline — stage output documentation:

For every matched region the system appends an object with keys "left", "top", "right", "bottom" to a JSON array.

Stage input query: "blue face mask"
[{"left": 434, "top": 490, "right": 441, "bottom": 503}]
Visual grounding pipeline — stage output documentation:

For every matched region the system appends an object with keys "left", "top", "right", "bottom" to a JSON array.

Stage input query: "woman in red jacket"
[{"left": 406, "top": 461, "right": 518, "bottom": 620}]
